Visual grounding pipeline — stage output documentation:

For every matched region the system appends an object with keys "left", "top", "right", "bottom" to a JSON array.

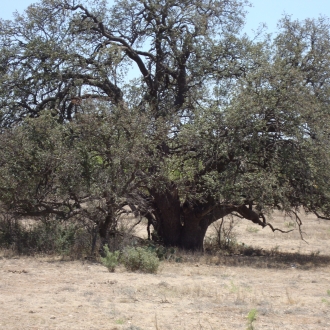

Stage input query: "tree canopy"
[{"left": 1, "top": 0, "right": 330, "bottom": 250}]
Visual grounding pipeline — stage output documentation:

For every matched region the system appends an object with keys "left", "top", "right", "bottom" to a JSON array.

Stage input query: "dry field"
[{"left": 1, "top": 211, "right": 330, "bottom": 330}]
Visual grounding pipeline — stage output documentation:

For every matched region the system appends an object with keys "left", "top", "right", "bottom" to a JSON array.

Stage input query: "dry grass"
[{"left": 1, "top": 210, "right": 330, "bottom": 329}]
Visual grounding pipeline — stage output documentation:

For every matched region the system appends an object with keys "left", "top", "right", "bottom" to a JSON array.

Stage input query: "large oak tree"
[{"left": 1, "top": 0, "right": 330, "bottom": 250}]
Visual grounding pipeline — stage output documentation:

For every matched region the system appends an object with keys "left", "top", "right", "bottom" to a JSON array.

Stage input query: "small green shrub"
[
  {"left": 100, "top": 245, "right": 120, "bottom": 272},
  {"left": 121, "top": 246, "right": 160, "bottom": 273},
  {"left": 246, "top": 308, "right": 257, "bottom": 330},
  {"left": 146, "top": 243, "right": 176, "bottom": 260}
]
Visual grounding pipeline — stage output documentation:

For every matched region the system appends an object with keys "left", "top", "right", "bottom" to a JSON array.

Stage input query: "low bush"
[
  {"left": 0, "top": 215, "right": 78, "bottom": 255},
  {"left": 100, "top": 245, "right": 120, "bottom": 272},
  {"left": 121, "top": 246, "right": 160, "bottom": 273},
  {"left": 146, "top": 243, "right": 176, "bottom": 261}
]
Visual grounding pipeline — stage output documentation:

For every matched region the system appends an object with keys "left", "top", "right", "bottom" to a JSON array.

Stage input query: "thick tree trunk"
[
  {"left": 151, "top": 183, "right": 182, "bottom": 246},
  {"left": 99, "top": 211, "right": 115, "bottom": 240},
  {"left": 151, "top": 183, "right": 264, "bottom": 251},
  {"left": 152, "top": 193, "right": 234, "bottom": 250},
  {"left": 179, "top": 212, "right": 209, "bottom": 251},
  {"left": 99, "top": 217, "right": 110, "bottom": 240},
  {"left": 178, "top": 204, "right": 237, "bottom": 251}
]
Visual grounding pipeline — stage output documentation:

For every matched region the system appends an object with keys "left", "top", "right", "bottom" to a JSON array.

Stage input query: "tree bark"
[
  {"left": 151, "top": 194, "right": 267, "bottom": 250},
  {"left": 178, "top": 204, "right": 238, "bottom": 251},
  {"left": 179, "top": 211, "right": 209, "bottom": 251},
  {"left": 151, "top": 183, "right": 182, "bottom": 246}
]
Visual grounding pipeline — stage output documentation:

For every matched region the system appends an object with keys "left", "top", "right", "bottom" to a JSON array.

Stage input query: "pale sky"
[
  {"left": 1, "top": 0, "right": 329, "bottom": 36},
  {"left": 244, "top": 0, "right": 329, "bottom": 35}
]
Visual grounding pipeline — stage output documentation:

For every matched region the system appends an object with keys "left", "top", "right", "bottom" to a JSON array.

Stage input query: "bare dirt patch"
[{"left": 1, "top": 212, "right": 330, "bottom": 330}]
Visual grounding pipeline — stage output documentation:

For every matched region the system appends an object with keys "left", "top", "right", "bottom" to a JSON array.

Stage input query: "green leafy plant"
[
  {"left": 121, "top": 246, "right": 160, "bottom": 273},
  {"left": 246, "top": 308, "right": 257, "bottom": 330},
  {"left": 147, "top": 243, "right": 176, "bottom": 261},
  {"left": 100, "top": 246, "right": 120, "bottom": 272}
]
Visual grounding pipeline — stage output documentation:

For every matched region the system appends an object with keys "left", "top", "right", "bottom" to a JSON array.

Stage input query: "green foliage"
[
  {"left": 0, "top": 0, "right": 249, "bottom": 126},
  {"left": 0, "top": 107, "right": 156, "bottom": 246},
  {"left": 121, "top": 246, "right": 160, "bottom": 273},
  {"left": 0, "top": 215, "right": 77, "bottom": 255},
  {"left": 1, "top": 0, "right": 330, "bottom": 252},
  {"left": 246, "top": 308, "right": 258, "bottom": 330},
  {"left": 100, "top": 246, "right": 120, "bottom": 272},
  {"left": 221, "top": 17, "right": 330, "bottom": 218},
  {"left": 146, "top": 243, "right": 177, "bottom": 261}
]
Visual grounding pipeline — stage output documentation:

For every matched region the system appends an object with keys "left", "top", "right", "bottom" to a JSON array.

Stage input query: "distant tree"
[{"left": 1, "top": 0, "right": 330, "bottom": 250}]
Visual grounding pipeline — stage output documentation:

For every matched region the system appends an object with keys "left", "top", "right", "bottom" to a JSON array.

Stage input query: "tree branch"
[
  {"left": 63, "top": 2, "right": 153, "bottom": 91},
  {"left": 313, "top": 211, "right": 330, "bottom": 220}
]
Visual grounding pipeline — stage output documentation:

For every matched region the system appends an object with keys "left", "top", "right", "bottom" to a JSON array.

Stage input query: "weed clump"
[
  {"left": 246, "top": 308, "right": 257, "bottom": 330},
  {"left": 121, "top": 246, "right": 160, "bottom": 273}
]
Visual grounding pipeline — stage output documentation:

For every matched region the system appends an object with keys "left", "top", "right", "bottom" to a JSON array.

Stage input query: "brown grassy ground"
[{"left": 1, "top": 211, "right": 330, "bottom": 330}]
